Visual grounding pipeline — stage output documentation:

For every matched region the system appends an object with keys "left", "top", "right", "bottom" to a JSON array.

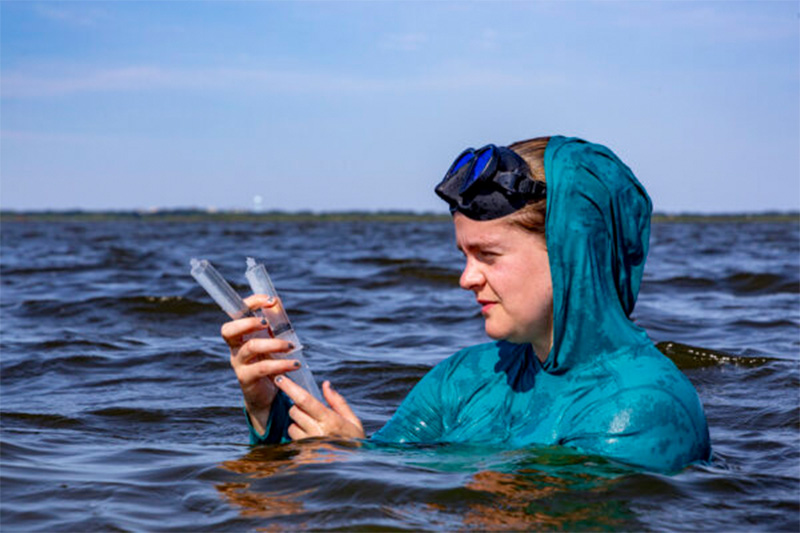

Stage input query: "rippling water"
[{"left": 1, "top": 219, "right": 798, "bottom": 531}]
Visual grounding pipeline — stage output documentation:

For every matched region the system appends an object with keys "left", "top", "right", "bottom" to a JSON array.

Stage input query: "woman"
[{"left": 222, "top": 135, "right": 711, "bottom": 473}]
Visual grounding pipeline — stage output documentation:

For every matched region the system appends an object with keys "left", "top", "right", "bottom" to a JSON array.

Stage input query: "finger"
[
  {"left": 235, "top": 338, "right": 295, "bottom": 365},
  {"left": 236, "top": 358, "right": 300, "bottom": 384},
  {"left": 243, "top": 294, "right": 280, "bottom": 310},
  {"left": 288, "top": 405, "right": 322, "bottom": 436},
  {"left": 273, "top": 374, "right": 328, "bottom": 420},
  {"left": 221, "top": 317, "right": 270, "bottom": 347},
  {"left": 288, "top": 423, "right": 309, "bottom": 441},
  {"left": 322, "top": 381, "right": 361, "bottom": 427}
]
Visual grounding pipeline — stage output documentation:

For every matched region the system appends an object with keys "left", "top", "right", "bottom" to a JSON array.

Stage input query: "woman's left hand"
[{"left": 273, "top": 375, "right": 366, "bottom": 440}]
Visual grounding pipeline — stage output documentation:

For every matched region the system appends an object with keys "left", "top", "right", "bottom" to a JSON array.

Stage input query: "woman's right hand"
[{"left": 222, "top": 294, "right": 299, "bottom": 436}]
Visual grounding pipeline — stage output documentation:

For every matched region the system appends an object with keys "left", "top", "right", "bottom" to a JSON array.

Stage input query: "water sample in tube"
[
  {"left": 245, "top": 257, "right": 322, "bottom": 401},
  {"left": 191, "top": 257, "right": 322, "bottom": 401}
]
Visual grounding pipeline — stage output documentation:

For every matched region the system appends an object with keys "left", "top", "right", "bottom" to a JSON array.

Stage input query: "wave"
[
  {"left": 648, "top": 272, "right": 799, "bottom": 295},
  {"left": 1, "top": 411, "right": 86, "bottom": 430},
  {"left": 16, "top": 294, "right": 215, "bottom": 318},
  {"left": 656, "top": 341, "right": 773, "bottom": 369}
]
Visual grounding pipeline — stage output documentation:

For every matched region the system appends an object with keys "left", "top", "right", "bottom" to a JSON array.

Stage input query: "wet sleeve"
[
  {"left": 560, "top": 387, "right": 711, "bottom": 474},
  {"left": 246, "top": 391, "right": 292, "bottom": 445},
  {"left": 370, "top": 363, "right": 447, "bottom": 443}
]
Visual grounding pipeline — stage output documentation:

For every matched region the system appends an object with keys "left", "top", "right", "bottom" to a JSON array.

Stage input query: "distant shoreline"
[{"left": 1, "top": 210, "right": 798, "bottom": 224}]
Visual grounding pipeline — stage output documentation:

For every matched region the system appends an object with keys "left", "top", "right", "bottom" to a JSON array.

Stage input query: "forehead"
[{"left": 453, "top": 213, "right": 520, "bottom": 249}]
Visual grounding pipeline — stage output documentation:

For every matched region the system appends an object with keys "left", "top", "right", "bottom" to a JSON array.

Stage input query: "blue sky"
[{"left": 1, "top": 1, "right": 797, "bottom": 214}]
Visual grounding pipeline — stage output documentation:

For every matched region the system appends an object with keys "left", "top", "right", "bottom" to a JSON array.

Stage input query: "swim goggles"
[{"left": 434, "top": 144, "right": 546, "bottom": 221}]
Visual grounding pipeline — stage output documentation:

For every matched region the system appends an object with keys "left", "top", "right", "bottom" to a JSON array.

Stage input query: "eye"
[{"left": 477, "top": 250, "right": 499, "bottom": 263}]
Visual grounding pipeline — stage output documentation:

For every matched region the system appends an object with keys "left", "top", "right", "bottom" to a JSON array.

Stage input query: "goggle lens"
[
  {"left": 458, "top": 146, "right": 494, "bottom": 193},
  {"left": 451, "top": 151, "right": 474, "bottom": 174},
  {"left": 470, "top": 150, "right": 493, "bottom": 185}
]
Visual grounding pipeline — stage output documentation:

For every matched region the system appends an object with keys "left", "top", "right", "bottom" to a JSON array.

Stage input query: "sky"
[{"left": 1, "top": 1, "right": 797, "bottom": 214}]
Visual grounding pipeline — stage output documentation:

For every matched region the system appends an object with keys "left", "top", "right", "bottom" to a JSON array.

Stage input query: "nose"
[{"left": 459, "top": 257, "right": 485, "bottom": 292}]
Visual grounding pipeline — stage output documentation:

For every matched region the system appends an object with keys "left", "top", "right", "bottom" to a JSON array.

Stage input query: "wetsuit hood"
[{"left": 542, "top": 136, "right": 653, "bottom": 373}]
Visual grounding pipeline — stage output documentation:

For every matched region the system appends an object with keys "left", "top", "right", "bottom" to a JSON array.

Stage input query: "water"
[{"left": 1, "top": 218, "right": 798, "bottom": 531}]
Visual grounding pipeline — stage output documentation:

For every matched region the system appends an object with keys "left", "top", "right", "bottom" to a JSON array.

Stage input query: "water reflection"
[
  {"left": 216, "top": 482, "right": 310, "bottom": 520},
  {"left": 455, "top": 468, "right": 638, "bottom": 531},
  {"left": 220, "top": 440, "right": 351, "bottom": 478},
  {"left": 216, "top": 440, "right": 642, "bottom": 530},
  {"left": 216, "top": 440, "right": 353, "bottom": 523}
]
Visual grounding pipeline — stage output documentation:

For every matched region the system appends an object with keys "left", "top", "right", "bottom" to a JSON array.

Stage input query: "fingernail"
[
  {"left": 260, "top": 318, "right": 267, "bottom": 326},
  {"left": 266, "top": 297, "right": 276, "bottom": 305},
  {"left": 287, "top": 342, "right": 295, "bottom": 350},
  {"left": 293, "top": 361, "right": 301, "bottom": 368},
  {"left": 275, "top": 376, "right": 283, "bottom": 383}
]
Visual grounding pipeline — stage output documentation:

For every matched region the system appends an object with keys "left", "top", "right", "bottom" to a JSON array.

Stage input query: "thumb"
[{"left": 323, "top": 381, "right": 361, "bottom": 427}]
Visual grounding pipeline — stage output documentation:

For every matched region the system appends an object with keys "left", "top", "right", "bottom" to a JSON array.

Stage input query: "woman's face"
[{"left": 454, "top": 213, "right": 553, "bottom": 356}]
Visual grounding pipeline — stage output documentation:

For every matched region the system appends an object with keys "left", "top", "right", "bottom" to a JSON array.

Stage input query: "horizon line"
[{"left": 1, "top": 207, "right": 798, "bottom": 219}]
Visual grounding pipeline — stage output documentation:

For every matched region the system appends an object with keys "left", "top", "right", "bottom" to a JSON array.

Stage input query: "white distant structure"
[{"left": 253, "top": 195, "right": 263, "bottom": 213}]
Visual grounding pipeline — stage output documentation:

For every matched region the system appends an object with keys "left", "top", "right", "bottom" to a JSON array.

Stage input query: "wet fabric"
[
  {"left": 371, "top": 136, "right": 711, "bottom": 473},
  {"left": 249, "top": 135, "right": 711, "bottom": 473},
  {"left": 247, "top": 391, "right": 291, "bottom": 445}
]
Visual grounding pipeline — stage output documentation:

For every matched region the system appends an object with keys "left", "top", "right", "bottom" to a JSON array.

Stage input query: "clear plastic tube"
[
  {"left": 191, "top": 257, "right": 271, "bottom": 338},
  {"left": 190, "top": 257, "right": 323, "bottom": 402},
  {"left": 245, "top": 257, "right": 322, "bottom": 401},
  {"left": 190, "top": 258, "right": 252, "bottom": 320},
  {"left": 245, "top": 257, "right": 294, "bottom": 339}
]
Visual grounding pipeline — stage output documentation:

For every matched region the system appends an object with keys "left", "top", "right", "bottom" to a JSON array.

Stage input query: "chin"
[
  {"left": 484, "top": 324, "right": 513, "bottom": 342},
  {"left": 485, "top": 325, "right": 531, "bottom": 345}
]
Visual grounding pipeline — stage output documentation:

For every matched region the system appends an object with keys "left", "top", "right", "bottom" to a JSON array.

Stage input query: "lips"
[{"left": 478, "top": 300, "right": 497, "bottom": 314}]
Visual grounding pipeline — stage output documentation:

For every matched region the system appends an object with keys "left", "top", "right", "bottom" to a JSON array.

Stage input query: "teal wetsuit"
[{"left": 249, "top": 136, "right": 711, "bottom": 474}]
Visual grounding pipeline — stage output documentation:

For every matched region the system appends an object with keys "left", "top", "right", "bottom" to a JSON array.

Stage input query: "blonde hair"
[{"left": 506, "top": 136, "right": 550, "bottom": 236}]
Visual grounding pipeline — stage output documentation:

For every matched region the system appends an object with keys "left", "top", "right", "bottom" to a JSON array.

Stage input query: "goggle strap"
[
  {"left": 519, "top": 179, "right": 546, "bottom": 198},
  {"left": 495, "top": 173, "right": 547, "bottom": 199}
]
